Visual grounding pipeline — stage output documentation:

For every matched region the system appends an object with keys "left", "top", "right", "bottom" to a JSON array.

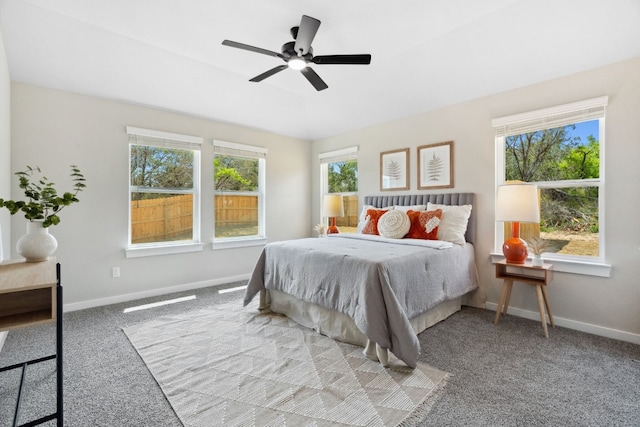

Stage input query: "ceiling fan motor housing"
[{"left": 282, "top": 41, "right": 313, "bottom": 61}]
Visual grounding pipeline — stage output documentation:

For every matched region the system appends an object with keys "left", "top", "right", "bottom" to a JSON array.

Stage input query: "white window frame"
[
  {"left": 212, "top": 140, "right": 266, "bottom": 249},
  {"left": 125, "top": 126, "right": 203, "bottom": 258},
  {"left": 491, "top": 97, "right": 611, "bottom": 277},
  {"left": 319, "top": 146, "right": 358, "bottom": 224}
]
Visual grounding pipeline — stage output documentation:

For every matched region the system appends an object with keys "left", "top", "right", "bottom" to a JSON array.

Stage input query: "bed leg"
[
  {"left": 363, "top": 340, "right": 378, "bottom": 361},
  {"left": 376, "top": 344, "right": 389, "bottom": 367}
]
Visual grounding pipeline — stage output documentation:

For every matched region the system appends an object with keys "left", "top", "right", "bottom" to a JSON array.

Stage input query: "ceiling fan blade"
[
  {"left": 249, "top": 65, "right": 288, "bottom": 82},
  {"left": 294, "top": 15, "right": 321, "bottom": 55},
  {"left": 312, "top": 54, "right": 372, "bottom": 65},
  {"left": 222, "top": 40, "right": 283, "bottom": 59},
  {"left": 300, "top": 67, "right": 328, "bottom": 91}
]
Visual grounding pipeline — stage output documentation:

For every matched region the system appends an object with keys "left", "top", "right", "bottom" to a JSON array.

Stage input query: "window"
[
  {"left": 319, "top": 147, "right": 358, "bottom": 233},
  {"left": 213, "top": 140, "right": 266, "bottom": 244},
  {"left": 126, "top": 127, "right": 202, "bottom": 257},
  {"left": 493, "top": 97, "right": 610, "bottom": 276}
]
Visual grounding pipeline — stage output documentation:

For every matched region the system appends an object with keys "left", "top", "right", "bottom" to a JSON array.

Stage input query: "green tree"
[
  {"left": 130, "top": 146, "right": 193, "bottom": 200},
  {"left": 214, "top": 156, "right": 257, "bottom": 191},
  {"left": 328, "top": 160, "right": 357, "bottom": 193},
  {"left": 558, "top": 136, "right": 599, "bottom": 180},
  {"left": 505, "top": 126, "right": 577, "bottom": 182}
]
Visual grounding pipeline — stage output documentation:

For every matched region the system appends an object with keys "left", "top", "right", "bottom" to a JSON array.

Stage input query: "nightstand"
[{"left": 493, "top": 259, "right": 554, "bottom": 337}]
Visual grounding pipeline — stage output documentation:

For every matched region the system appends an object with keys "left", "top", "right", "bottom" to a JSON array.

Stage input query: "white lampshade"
[
  {"left": 495, "top": 183, "right": 540, "bottom": 223},
  {"left": 323, "top": 194, "right": 344, "bottom": 217}
]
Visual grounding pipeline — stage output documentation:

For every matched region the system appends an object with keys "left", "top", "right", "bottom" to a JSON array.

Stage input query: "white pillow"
[
  {"left": 357, "top": 205, "right": 392, "bottom": 233},
  {"left": 427, "top": 203, "right": 472, "bottom": 246},
  {"left": 393, "top": 204, "right": 427, "bottom": 213},
  {"left": 377, "top": 210, "right": 411, "bottom": 239}
]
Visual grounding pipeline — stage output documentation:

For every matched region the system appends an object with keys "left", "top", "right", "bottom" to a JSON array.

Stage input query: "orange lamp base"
[
  {"left": 503, "top": 221, "right": 528, "bottom": 264},
  {"left": 327, "top": 217, "right": 340, "bottom": 234},
  {"left": 502, "top": 237, "right": 528, "bottom": 264}
]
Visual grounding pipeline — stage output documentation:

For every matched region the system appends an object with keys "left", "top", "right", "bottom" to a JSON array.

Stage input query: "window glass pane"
[
  {"left": 505, "top": 120, "right": 600, "bottom": 182},
  {"left": 131, "top": 145, "right": 194, "bottom": 189},
  {"left": 503, "top": 119, "right": 600, "bottom": 257},
  {"left": 539, "top": 187, "right": 599, "bottom": 257},
  {"left": 214, "top": 154, "right": 261, "bottom": 239},
  {"left": 328, "top": 160, "right": 358, "bottom": 193},
  {"left": 214, "top": 194, "right": 258, "bottom": 238},
  {"left": 214, "top": 155, "right": 258, "bottom": 191},
  {"left": 324, "top": 159, "right": 358, "bottom": 234},
  {"left": 131, "top": 193, "right": 193, "bottom": 244}
]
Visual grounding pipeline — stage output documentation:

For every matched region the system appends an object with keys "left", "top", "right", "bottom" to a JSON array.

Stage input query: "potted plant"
[
  {"left": 0, "top": 165, "right": 85, "bottom": 261},
  {"left": 526, "top": 236, "right": 550, "bottom": 267}
]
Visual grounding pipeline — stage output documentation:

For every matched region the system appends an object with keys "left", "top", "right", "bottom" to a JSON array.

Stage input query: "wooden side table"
[
  {"left": 0, "top": 259, "right": 63, "bottom": 426},
  {"left": 493, "top": 259, "right": 554, "bottom": 337}
]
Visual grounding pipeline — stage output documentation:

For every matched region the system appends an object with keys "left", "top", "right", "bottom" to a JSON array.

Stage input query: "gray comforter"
[{"left": 244, "top": 234, "right": 478, "bottom": 368}]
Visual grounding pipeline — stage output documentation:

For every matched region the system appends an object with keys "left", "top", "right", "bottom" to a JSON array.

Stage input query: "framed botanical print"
[
  {"left": 417, "top": 141, "right": 454, "bottom": 189},
  {"left": 380, "top": 148, "right": 409, "bottom": 191}
]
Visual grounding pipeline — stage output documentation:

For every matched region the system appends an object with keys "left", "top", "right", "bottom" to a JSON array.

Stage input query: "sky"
[{"left": 571, "top": 120, "right": 599, "bottom": 144}]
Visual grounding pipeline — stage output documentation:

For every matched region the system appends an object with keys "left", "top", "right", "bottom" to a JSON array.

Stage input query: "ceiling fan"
[{"left": 222, "top": 15, "right": 371, "bottom": 91}]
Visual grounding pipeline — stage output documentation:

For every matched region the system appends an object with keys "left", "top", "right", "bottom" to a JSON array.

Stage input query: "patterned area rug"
[{"left": 123, "top": 301, "right": 449, "bottom": 427}]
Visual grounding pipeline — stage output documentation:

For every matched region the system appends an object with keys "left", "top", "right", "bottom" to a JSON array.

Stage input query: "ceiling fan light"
[{"left": 288, "top": 58, "right": 307, "bottom": 70}]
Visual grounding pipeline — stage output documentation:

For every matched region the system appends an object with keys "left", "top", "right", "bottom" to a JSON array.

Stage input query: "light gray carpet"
[
  {"left": 1, "top": 283, "right": 639, "bottom": 426},
  {"left": 123, "top": 301, "right": 449, "bottom": 426}
]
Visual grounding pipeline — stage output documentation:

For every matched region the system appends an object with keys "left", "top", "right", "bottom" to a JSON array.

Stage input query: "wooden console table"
[
  {"left": 493, "top": 259, "right": 554, "bottom": 338},
  {"left": 0, "top": 259, "right": 63, "bottom": 426}
]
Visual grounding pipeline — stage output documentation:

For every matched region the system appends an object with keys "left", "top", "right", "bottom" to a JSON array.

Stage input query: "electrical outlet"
[{"left": 112, "top": 267, "right": 120, "bottom": 278}]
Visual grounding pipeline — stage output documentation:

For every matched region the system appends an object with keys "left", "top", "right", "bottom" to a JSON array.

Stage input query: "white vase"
[
  {"left": 16, "top": 221, "right": 58, "bottom": 262},
  {"left": 532, "top": 254, "right": 543, "bottom": 267}
]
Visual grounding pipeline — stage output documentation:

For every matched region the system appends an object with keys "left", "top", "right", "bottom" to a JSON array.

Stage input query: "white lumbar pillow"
[{"left": 377, "top": 210, "right": 411, "bottom": 239}]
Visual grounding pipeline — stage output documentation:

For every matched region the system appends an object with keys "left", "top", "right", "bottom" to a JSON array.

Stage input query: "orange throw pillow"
[
  {"left": 405, "top": 209, "right": 442, "bottom": 240},
  {"left": 361, "top": 209, "right": 389, "bottom": 235}
]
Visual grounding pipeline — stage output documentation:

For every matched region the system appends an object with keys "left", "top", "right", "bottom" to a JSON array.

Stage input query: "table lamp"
[
  {"left": 496, "top": 183, "right": 540, "bottom": 264},
  {"left": 323, "top": 194, "right": 344, "bottom": 234}
]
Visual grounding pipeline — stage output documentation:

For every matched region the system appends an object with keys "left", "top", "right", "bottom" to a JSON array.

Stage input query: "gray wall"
[
  {"left": 312, "top": 57, "right": 640, "bottom": 343},
  {"left": 9, "top": 83, "right": 311, "bottom": 308}
]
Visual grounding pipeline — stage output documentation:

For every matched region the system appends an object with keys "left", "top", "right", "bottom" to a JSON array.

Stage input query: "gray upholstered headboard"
[{"left": 363, "top": 193, "right": 476, "bottom": 244}]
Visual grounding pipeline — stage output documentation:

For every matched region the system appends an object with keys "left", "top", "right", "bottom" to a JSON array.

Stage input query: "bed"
[{"left": 244, "top": 193, "right": 481, "bottom": 368}]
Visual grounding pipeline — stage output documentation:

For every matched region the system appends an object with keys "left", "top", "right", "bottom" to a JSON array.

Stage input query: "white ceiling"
[{"left": 1, "top": 0, "right": 639, "bottom": 141}]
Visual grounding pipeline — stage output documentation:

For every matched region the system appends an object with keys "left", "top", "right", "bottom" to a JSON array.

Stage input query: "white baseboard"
[
  {"left": 64, "top": 273, "right": 251, "bottom": 313},
  {"left": 56, "top": 277, "right": 640, "bottom": 346},
  {"left": 0, "top": 331, "right": 7, "bottom": 353},
  {"left": 486, "top": 302, "right": 640, "bottom": 345}
]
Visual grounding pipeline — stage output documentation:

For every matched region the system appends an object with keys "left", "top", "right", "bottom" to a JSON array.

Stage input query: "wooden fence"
[
  {"left": 335, "top": 195, "right": 359, "bottom": 227},
  {"left": 131, "top": 194, "right": 258, "bottom": 244},
  {"left": 131, "top": 194, "right": 193, "bottom": 244},
  {"left": 131, "top": 194, "right": 359, "bottom": 243},
  {"left": 214, "top": 194, "right": 258, "bottom": 225}
]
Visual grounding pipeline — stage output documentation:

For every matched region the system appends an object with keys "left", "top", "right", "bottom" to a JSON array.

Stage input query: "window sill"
[
  {"left": 212, "top": 237, "right": 267, "bottom": 250},
  {"left": 126, "top": 242, "right": 204, "bottom": 258},
  {"left": 490, "top": 253, "right": 611, "bottom": 277}
]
